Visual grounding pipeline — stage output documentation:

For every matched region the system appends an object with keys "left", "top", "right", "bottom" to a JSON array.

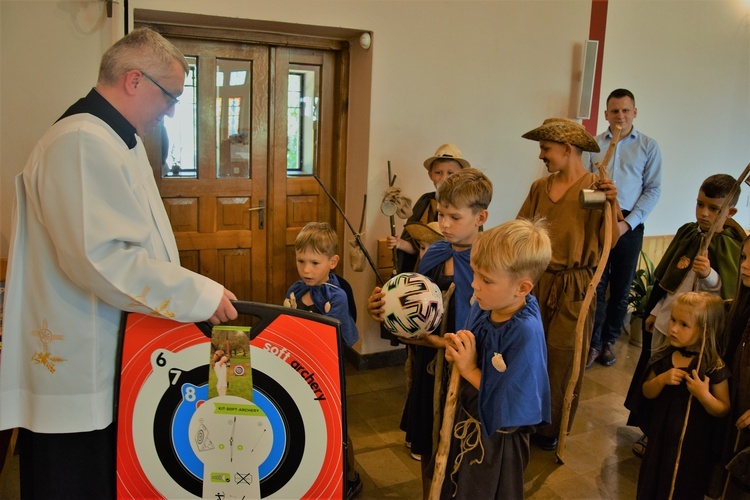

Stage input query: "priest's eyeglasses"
[{"left": 140, "top": 70, "right": 180, "bottom": 107}]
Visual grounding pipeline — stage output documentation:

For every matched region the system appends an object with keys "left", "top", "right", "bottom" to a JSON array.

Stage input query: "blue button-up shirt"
[{"left": 588, "top": 127, "right": 662, "bottom": 229}]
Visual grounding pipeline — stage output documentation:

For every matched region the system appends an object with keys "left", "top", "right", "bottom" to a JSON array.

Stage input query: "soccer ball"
[{"left": 381, "top": 273, "right": 444, "bottom": 338}]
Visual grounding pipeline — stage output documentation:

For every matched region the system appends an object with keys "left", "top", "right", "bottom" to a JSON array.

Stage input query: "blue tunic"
[
  {"left": 419, "top": 240, "right": 473, "bottom": 329},
  {"left": 466, "top": 296, "right": 551, "bottom": 435},
  {"left": 285, "top": 273, "right": 359, "bottom": 347}
]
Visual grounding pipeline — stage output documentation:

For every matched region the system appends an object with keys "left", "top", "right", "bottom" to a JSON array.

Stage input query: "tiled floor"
[
  {"left": 345, "top": 334, "right": 643, "bottom": 499},
  {"left": 0, "top": 334, "right": 643, "bottom": 499}
]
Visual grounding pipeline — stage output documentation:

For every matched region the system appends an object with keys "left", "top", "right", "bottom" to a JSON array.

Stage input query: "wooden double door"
[{"left": 141, "top": 27, "right": 349, "bottom": 306}]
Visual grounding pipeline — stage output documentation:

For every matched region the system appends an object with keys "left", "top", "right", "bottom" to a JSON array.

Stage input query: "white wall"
[
  {"left": 1, "top": 0, "right": 120, "bottom": 253},
  {"left": 2, "top": 0, "right": 749, "bottom": 355},
  {"left": 598, "top": 0, "right": 750, "bottom": 234}
]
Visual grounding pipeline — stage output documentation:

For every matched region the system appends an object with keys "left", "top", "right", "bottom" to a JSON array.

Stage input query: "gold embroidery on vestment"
[
  {"left": 154, "top": 298, "right": 175, "bottom": 318},
  {"left": 30, "top": 319, "right": 65, "bottom": 373},
  {"left": 128, "top": 286, "right": 175, "bottom": 318},
  {"left": 128, "top": 286, "right": 152, "bottom": 308}
]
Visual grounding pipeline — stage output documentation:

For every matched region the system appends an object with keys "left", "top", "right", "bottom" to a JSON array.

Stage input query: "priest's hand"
[{"left": 208, "top": 288, "right": 238, "bottom": 325}]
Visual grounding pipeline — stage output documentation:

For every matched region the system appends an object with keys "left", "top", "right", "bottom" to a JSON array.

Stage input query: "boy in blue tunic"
[
  {"left": 284, "top": 222, "right": 358, "bottom": 347},
  {"left": 443, "top": 218, "right": 552, "bottom": 499},
  {"left": 368, "top": 167, "right": 492, "bottom": 496},
  {"left": 283, "top": 221, "right": 362, "bottom": 497}
]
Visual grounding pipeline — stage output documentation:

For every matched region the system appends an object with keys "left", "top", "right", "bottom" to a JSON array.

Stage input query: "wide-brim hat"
[
  {"left": 521, "top": 118, "right": 600, "bottom": 153},
  {"left": 404, "top": 221, "right": 444, "bottom": 245},
  {"left": 423, "top": 143, "right": 471, "bottom": 170}
]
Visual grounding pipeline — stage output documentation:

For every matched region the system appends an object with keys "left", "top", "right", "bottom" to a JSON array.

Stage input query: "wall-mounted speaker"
[{"left": 577, "top": 40, "right": 599, "bottom": 119}]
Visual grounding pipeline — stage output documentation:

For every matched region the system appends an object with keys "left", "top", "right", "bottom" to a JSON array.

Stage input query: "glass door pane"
[
  {"left": 216, "top": 59, "right": 252, "bottom": 178},
  {"left": 287, "top": 64, "right": 320, "bottom": 176},
  {"left": 162, "top": 56, "right": 197, "bottom": 178}
]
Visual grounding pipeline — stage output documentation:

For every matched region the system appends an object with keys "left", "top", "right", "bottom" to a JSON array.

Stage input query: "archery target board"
[{"left": 116, "top": 303, "right": 346, "bottom": 499}]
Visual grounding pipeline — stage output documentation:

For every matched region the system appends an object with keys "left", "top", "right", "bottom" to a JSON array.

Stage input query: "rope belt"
[
  {"left": 449, "top": 409, "right": 484, "bottom": 497},
  {"left": 544, "top": 266, "right": 592, "bottom": 310}
]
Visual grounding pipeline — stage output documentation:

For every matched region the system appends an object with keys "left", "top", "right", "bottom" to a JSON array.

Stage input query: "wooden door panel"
[
  {"left": 270, "top": 48, "right": 344, "bottom": 304},
  {"left": 142, "top": 37, "right": 268, "bottom": 303},
  {"left": 163, "top": 198, "right": 198, "bottom": 232},
  {"left": 174, "top": 231, "right": 252, "bottom": 250},
  {"left": 287, "top": 196, "right": 318, "bottom": 225},
  {"left": 137, "top": 23, "right": 347, "bottom": 307},
  {"left": 217, "top": 197, "right": 251, "bottom": 230},
  {"left": 218, "top": 249, "right": 252, "bottom": 300},
  {"left": 158, "top": 180, "right": 255, "bottom": 197}
]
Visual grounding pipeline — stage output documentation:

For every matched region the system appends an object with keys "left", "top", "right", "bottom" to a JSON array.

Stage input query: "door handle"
[{"left": 248, "top": 199, "right": 264, "bottom": 229}]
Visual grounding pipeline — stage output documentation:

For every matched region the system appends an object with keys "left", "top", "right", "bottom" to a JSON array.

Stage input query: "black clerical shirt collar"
[{"left": 56, "top": 88, "right": 138, "bottom": 149}]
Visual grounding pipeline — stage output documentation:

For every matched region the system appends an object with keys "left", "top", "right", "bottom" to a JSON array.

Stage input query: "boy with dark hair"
[
  {"left": 368, "top": 167, "right": 492, "bottom": 496},
  {"left": 442, "top": 218, "right": 552, "bottom": 499},
  {"left": 646, "top": 174, "right": 742, "bottom": 350},
  {"left": 388, "top": 143, "right": 470, "bottom": 274},
  {"left": 624, "top": 173, "right": 745, "bottom": 457}
]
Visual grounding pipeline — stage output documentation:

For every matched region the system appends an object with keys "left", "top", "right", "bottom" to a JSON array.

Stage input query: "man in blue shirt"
[{"left": 586, "top": 89, "right": 662, "bottom": 368}]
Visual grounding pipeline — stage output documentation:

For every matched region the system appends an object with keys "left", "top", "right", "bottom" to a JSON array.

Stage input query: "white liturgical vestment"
[{"left": 0, "top": 113, "right": 223, "bottom": 433}]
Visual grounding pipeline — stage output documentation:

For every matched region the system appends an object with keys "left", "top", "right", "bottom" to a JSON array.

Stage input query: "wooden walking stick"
[
  {"left": 556, "top": 200, "right": 613, "bottom": 463},
  {"left": 668, "top": 324, "right": 707, "bottom": 500},
  {"left": 432, "top": 283, "right": 457, "bottom": 454},
  {"left": 429, "top": 364, "right": 462, "bottom": 500},
  {"left": 428, "top": 282, "right": 458, "bottom": 500},
  {"left": 380, "top": 161, "right": 412, "bottom": 275},
  {"left": 313, "top": 174, "right": 384, "bottom": 285},
  {"left": 382, "top": 161, "right": 400, "bottom": 275},
  {"left": 556, "top": 133, "right": 620, "bottom": 462},
  {"left": 594, "top": 125, "right": 625, "bottom": 222}
]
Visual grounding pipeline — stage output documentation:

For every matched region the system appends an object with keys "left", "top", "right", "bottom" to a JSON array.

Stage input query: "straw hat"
[
  {"left": 521, "top": 118, "right": 600, "bottom": 153},
  {"left": 404, "top": 221, "right": 444, "bottom": 245},
  {"left": 423, "top": 144, "right": 471, "bottom": 171}
]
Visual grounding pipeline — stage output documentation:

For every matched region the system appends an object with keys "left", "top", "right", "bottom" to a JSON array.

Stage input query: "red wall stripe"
[{"left": 582, "top": 0, "right": 608, "bottom": 135}]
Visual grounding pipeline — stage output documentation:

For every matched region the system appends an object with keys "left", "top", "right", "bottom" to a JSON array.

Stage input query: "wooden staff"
[
  {"left": 429, "top": 282, "right": 458, "bottom": 500},
  {"left": 432, "top": 283, "right": 457, "bottom": 452},
  {"left": 556, "top": 200, "right": 613, "bottom": 463},
  {"left": 668, "top": 324, "right": 707, "bottom": 500},
  {"left": 385, "top": 161, "right": 399, "bottom": 275},
  {"left": 429, "top": 364, "right": 461, "bottom": 500},
  {"left": 594, "top": 125, "right": 625, "bottom": 222},
  {"left": 313, "top": 174, "right": 384, "bottom": 285},
  {"left": 556, "top": 146, "right": 620, "bottom": 462}
]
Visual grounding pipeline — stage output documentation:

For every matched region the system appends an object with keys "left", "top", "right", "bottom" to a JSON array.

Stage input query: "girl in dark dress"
[{"left": 637, "top": 291, "right": 730, "bottom": 499}]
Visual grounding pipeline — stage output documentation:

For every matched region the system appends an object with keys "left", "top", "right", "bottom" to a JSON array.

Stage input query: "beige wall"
[
  {"left": 598, "top": 0, "right": 750, "bottom": 235},
  {"left": 2, "top": 0, "right": 749, "bottom": 355}
]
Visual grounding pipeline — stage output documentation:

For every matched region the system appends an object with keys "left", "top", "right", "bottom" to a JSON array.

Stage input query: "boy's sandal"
[{"left": 632, "top": 434, "right": 647, "bottom": 458}]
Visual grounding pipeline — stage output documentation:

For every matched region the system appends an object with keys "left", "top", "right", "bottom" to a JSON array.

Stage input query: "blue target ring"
[
  {"left": 172, "top": 382, "right": 207, "bottom": 479},
  {"left": 155, "top": 366, "right": 304, "bottom": 497}
]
